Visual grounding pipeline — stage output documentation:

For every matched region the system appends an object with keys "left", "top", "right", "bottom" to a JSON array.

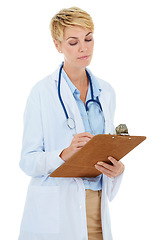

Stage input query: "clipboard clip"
[{"left": 115, "top": 124, "right": 129, "bottom": 136}]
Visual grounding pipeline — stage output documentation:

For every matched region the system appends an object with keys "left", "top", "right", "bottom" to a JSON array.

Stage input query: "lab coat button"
[{"left": 80, "top": 205, "right": 82, "bottom": 209}]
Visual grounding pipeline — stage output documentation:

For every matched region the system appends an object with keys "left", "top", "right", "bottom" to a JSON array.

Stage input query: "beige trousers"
[{"left": 85, "top": 189, "right": 103, "bottom": 240}]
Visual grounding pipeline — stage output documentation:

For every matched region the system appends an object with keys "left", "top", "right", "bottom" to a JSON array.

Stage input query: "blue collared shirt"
[{"left": 62, "top": 69, "right": 104, "bottom": 191}]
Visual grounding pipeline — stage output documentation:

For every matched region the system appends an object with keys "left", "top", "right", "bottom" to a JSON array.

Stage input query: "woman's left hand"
[{"left": 95, "top": 156, "right": 124, "bottom": 178}]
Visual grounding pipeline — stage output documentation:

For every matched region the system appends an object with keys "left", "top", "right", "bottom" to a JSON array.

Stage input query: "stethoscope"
[{"left": 58, "top": 62, "right": 103, "bottom": 130}]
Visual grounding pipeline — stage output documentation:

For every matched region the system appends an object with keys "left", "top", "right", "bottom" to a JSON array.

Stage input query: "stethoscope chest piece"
[{"left": 67, "top": 117, "right": 76, "bottom": 129}]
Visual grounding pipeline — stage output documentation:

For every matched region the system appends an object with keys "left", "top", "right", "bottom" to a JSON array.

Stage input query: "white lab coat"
[{"left": 18, "top": 64, "right": 123, "bottom": 240}]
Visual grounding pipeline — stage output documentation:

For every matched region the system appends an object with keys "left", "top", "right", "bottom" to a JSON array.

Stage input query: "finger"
[
  {"left": 73, "top": 135, "right": 93, "bottom": 145},
  {"left": 72, "top": 138, "right": 91, "bottom": 146},
  {"left": 77, "top": 136, "right": 92, "bottom": 143},
  {"left": 95, "top": 164, "right": 114, "bottom": 178},
  {"left": 108, "top": 156, "right": 118, "bottom": 165},
  {"left": 74, "top": 132, "right": 94, "bottom": 139},
  {"left": 83, "top": 132, "right": 94, "bottom": 138},
  {"left": 73, "top": 141, "right": 89, "bottom": 149},
  {"left": 96, "top": 161, "right": 114, "bottom": 171}
]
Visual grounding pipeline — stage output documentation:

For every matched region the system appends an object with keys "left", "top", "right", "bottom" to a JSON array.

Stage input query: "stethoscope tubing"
[
  {"left": 57, "top": 62, "right": 103, "bottom": 129},
  {"left": 58, "top": 63, "right": 69, "bottom": 120}
]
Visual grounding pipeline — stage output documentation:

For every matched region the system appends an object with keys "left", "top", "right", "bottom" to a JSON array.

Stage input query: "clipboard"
[{"left": 50, "top": 134, "right": 146, "bottom": 178}]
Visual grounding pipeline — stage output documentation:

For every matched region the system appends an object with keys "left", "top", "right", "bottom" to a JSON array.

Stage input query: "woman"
[{"left": 18, "top": 7, "right": 124, "bottom": 240}]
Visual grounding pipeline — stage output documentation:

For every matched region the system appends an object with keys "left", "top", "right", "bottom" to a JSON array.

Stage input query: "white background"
[{"left": 0, "top": 0, "right": 160, "bottom": 239}]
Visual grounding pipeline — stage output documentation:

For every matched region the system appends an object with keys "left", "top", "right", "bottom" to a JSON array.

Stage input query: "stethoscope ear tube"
[
  {"left": 85, "top": 98, "right": 103, "bottom": 112},
  {"left": 58, "top": 62, "right": 76, "bottom": 129},
  {"left": 86, "top": 70, "right": 94, "bottom": 99},
  {"left": 58, "top": 62, "right": 69, "bottom": 120}
]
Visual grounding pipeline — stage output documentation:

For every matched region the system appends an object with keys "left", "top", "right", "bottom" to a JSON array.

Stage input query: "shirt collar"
[
  {"left": 62, "top": 68, "right": 102, "bottom": 98},
  {"left": 87, "top": 68, "right": 102, "bottom": 98},
  {"left": 62, "top": 69, "right": 77, "bottom": 95}
]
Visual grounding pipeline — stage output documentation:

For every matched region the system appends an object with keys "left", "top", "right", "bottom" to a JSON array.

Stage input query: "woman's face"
[{"left": 55, "top": 26, "right": 94, "bottom": 69}]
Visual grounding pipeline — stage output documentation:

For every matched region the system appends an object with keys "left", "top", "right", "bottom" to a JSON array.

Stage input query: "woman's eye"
[
  {"left": 69, "top": 38, "right": 93, "bottom": 46},
  {"left": 85, "top": 38, "right": 93, "bottom": 42},
  {"left": 69, "top": 42, "right": 78, "bottom": 46}
]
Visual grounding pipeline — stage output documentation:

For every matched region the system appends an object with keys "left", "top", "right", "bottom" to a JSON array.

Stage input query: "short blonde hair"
[{"left": 50, "top": 7, "right": 94, "bottom": 42}]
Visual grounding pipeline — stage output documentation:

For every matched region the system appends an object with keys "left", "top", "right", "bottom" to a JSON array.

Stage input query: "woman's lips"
[{"left": 78, "top": 55, "right": 90, "bottom": 60}]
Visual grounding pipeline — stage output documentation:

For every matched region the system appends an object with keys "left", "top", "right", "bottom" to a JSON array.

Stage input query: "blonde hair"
[{"left": 50, "top": 7, "right": 94, "bottom": 42}]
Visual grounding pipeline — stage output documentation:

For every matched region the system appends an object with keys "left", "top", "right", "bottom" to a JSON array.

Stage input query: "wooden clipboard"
[{"left": 50, "top": 134, "right": 146, "bottom": 178}]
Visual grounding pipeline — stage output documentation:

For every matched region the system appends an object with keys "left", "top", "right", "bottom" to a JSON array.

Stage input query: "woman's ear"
[{"left": 53, "top": 40, "right": 62, "bottom": 53}]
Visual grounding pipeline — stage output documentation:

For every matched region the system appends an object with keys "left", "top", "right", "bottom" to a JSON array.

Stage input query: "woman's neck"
[{"left": 63, "top": 62, "right": 88, "bottom": 88}]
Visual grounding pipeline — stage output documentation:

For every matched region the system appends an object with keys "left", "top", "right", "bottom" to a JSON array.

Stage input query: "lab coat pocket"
[{"left": 21, "top": 185, "right": 60, "bottom": 234}]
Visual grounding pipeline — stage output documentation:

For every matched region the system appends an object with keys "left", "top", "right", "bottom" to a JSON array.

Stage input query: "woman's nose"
[{"left": 79, "top": 42, "right": 87, "bottom": 52}]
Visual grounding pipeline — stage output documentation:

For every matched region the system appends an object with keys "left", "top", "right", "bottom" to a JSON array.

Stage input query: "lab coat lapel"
[{"left": 99, "top": 93, "right": 115, "bottom": 134}]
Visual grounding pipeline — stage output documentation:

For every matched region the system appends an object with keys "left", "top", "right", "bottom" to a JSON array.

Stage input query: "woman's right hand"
[{"left": 60, "top": 132, "right": 94, "bottom": 161}]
